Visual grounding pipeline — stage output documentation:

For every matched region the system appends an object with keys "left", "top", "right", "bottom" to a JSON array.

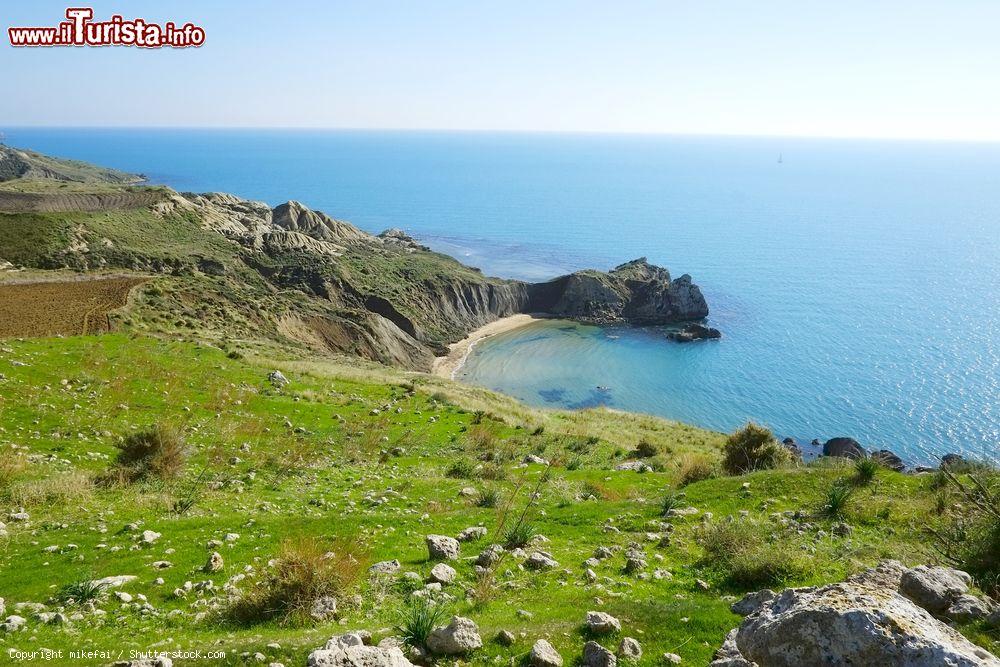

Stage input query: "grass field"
[
  {"left": 0, "top": 334, "right": 995, "bottom": 666},
  {"left": 0, "top": 278, "right": 146, "bottom": 337}
]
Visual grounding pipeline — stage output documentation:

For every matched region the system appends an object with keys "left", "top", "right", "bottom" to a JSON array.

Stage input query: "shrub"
[
  {"left": 227, "top": 537, "right": 365, "bottom": 625},
  {"left": 676, "top": 454, "right": 717, "bottom": 486},
  {"left": 446, "top": 459, "right": 477, "bottom": 479},
  {"left": 397, "top": 597, "right": 448, "bottom": 649},
  {"left": 931, "top": 471, "right": 1000, "bottom": 597},
  {"left": 820, "top": 482, "right": 853, "bottom": 518},
  {"left": 464, "top": 425, "right": 496, "bottom": 450},
  {"left": 108, "top": 424, "right": 187, "bottom": 485},
  {"left": 698, "top": 520, "right": 809, "bottom": 589},
  {"left": 634, "top": 440, "right": 659, "bottom": 458},
  {"left": 853, "top": 456, "right": 880, "bottom": 485},
  {"left": 722, "top": 422, "right": 791, "bottom": 475},
  {"left": 566, "top": 457, "right": 583, "bottom": 471},
  {"left": 503, "top": 521, "right": 537, "bottom": 549}
]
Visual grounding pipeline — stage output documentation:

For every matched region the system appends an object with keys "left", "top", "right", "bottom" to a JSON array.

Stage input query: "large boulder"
[
  {"left": 308, "top": 633, "right": 414, "bottom": 667},
  {"left": 822, "top": 437, "right": 866, "bottom": 460},
  {"left": 426, "top": 616, "right": 483, "bottom": 655},
  {"left": 711, "top": 566, "right": 1000, "bottom": 667},
  {"left": 899, "top": 565, "right": 971, "bottom": 613},
  {"left": 582, "top": 641, "right": 617, "bottom": 667},
  {"left": 585, "top": 611, "right": 621, "bottom": 634},
  {"left": 871, "top": 449, "right": 906, "bottom": 472}
]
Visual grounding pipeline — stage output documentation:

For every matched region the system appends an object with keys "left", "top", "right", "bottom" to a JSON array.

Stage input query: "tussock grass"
[
  {"left": 227, "top": 537, "right": 366, "bottom": 626},
  {"left": 106, "top": 424, "right": 188, "bottom": 485},
  {"left": 698, "top": 519, "right": 809, "bottom": 589}
]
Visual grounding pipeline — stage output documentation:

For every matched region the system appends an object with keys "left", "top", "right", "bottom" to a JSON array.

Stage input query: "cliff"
[{"left": 0, "top": 147, "right": 710, "bottom": 370}]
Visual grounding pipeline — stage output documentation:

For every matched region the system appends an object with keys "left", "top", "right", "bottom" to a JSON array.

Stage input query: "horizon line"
[{"left": 3, "top": 125, "right": 1000, "bottom": 145}]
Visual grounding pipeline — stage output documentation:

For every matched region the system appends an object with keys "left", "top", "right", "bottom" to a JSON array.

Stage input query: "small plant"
[
  {"left": 661, "top": 491, "right": 683, "bottom": 516},
  {"left": 566, "top": 457, "right": 583, "bottom": 471},
  {"left": 446, "top": 459, "right": 477, "bottom": 479},
  {"left": 531, "top": 425, "right": 545, "bottom": 436},
  {"left": 227, "top": 537, "right": 365, "bottom": 625},
  {"left": 57, "top": 579, "right": 107, "bottom": 605},
  {"left": 853, "top": 456, "right": 880, "bottom": 485},
  {"left": 397, "top": 597, "right": 447, "bottom": 649},
  {"left": 476, "top": 488, "right": 501, "bottom": 508},
  {"left": 107, "top": 424, "right": 188, "bottom": 485},
  {"left": 722, "top": 422, "right": 791, "bottom": 475},
  {"left": 503, "top": 521, "right": 537, "bottom": 548},
  {"left": 820, "top": 482, "right": 853, "bottom": 518}
]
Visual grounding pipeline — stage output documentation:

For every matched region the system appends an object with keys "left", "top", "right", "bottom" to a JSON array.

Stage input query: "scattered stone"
[
  {"left": 370, "top": 559, "right": 401, "bottom": 576},
  {"left": 663, "top": 653, "right": 682, "bottom": 664},
  {"left": 530, "top": 639, "right": 564, "bottom": 667},
  {"left": 586, "top": 611, "right": 621, "bottom": 634},
  {"left": 615, "top": 461, "right": 652, "bottom": 473},
  {"left": 476, "top": 544, "right": 505, "bottom": 567},
  {"left": 496, "top": 630, "right": 516, "bottom": 646},
  {"left": 310, "top": 595, "right": 338, "bottom": 622},
  {"left": 946, "top": 594, "right": 995, "bottom": 622},
  {"left": 524, "top": 454, "right": 549, "bottom": 465},
  {"left": 525, "top": 551, "right": 559, "bottom": 570},
  {"left": 429, "top": 563, "right": 457, "bottom": 585},
  {"left": 1, "top": 615, "right": 27, "bottom": 632},
  {"left": 204, "top": 551, "right": 224, "bottom": 573},
  {"left": 426, "top": 535, "right": 460, "bottom": 561},
  {"left": 426, "top": 616, "right": 483, "bottom": 655},
  {"left": 457, "top": 526, "right": 488, "bottom": 542},
  {"left": 268, "top": 371, "right": 289, "bottom": 388},
  {"left": 141, "top": 530, "right": 161, "bottom": 544},
  {"left": 617, "top": 637, "right": 642, "bottom": 661},
  {"left": 307, "top": 632, "right": 414, "bottom": 667},
  {"left": 582, "top": 641, "right": 617, "bottom": 667}
]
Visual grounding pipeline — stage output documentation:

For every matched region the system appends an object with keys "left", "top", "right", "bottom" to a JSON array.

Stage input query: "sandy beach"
[{"left": 432, "top": 313, "right": 540, "bottom": 379}]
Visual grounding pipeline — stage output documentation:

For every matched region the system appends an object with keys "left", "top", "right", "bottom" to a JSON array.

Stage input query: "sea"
[{"left": 6, "top": 128, "right": 999, "bottom": 465}]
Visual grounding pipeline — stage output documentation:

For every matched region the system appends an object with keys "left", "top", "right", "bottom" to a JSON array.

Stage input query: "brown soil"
[{"left": 0, "top": 277, "right": 147, "bottom": 337}]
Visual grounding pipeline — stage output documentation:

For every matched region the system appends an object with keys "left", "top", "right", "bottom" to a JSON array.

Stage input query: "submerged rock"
[{"left": 667, "top": 322, "right": 721, "bottom": 342}]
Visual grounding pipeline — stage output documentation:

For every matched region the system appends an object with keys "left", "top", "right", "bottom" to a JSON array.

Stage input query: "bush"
[
  {"left": 397, "top": 597, "right": 448, "bottom": 649},
  {"left": 634, "top": 440, "right": 659, "bottom": 458},
  {"left": 853, "top": 456, "right": 880, "bottom": 485},
  {"left": 227, "top": 537, "right": 365, "bottom": 625},
  {"left": 446, "top": 459, "right": 477, "bottom": 479},
  {"left": 676, "top": 454, "right": 717, "bottom": 486},
  {"left": 108, "top": 424, "right": 187, "bottom": 485},
  {"left": 820, "top": 482, "right": 853, "bottom": 518},
  {"left": 722, "top": 422, "right": 791, "bottom": 475},
  {"left": 698, "top": 520, "right": 809, "bottom": 589},
  {"left": 931, "top": 471, "right": 1000, "bottom": 597}
]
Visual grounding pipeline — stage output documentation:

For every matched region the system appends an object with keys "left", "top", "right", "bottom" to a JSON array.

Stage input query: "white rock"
[
  {"left": 530, "top": 639, "right": 563, "bottom": 667},
  {"left": 426, "top": 616, "right": 483, "bottom": 655}
]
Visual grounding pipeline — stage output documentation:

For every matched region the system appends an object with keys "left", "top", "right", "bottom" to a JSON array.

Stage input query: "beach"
[{"left": 432, "top": 313, "right": 539, "bottom": 379}]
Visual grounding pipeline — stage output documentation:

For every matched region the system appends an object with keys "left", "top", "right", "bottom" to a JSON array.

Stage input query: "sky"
[{"left": 2, "top": 0, "right": 999, "bottom": 141}]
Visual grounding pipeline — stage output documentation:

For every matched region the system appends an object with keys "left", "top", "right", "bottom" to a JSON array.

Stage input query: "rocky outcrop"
[
  {"left": 668, "top": 322, "right": 721, "bottom": 342},
  {"left": 526, "top": 258, "right": 708, "bottom": 325},
  {"left": 822, "top": 437, "right": 866, "bottom": 460},
  {"left": 308, "top": 632, "right": 414, "bottom": 667},
  {"left": 713, "top": 561, "right": 1000, "bottom": 667}
]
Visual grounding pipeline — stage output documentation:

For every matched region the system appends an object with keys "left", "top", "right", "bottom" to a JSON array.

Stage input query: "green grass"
[{"left": 0, "top": 334, "right": 994, "bottom": 665}]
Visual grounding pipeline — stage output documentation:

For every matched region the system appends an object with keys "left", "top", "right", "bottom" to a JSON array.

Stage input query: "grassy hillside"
[{"left": 1, "top": 334, "right": 994, "bottom": 666}]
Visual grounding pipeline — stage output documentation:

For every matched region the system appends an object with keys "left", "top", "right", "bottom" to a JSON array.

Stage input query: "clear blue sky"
[{"left": 3, "top": 0, "right": 999, "bottom": 140}]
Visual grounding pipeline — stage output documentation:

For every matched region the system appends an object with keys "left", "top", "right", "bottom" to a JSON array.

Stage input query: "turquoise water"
[{"left": 5, "top": 128, "right": 999, "bottom": 464}]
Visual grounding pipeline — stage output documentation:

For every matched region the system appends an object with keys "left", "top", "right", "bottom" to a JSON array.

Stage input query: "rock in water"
[
  {"left": 667, "top": 323, "right": 722, "bottom": 342},
  {"left": 426, "top": 616, "right": 483, "bottom": 655},
  {"left": 711, "top": 567, "right": 1000, "bottom": 666},
  {"left": 871, "top": 449, "right": 906, "bottom": 472},
  {"left": 821, "top": 437, "right": 866, "bottom": 460}
]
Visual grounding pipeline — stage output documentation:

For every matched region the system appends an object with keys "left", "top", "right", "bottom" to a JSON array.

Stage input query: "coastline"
[{"left": 432, "top": 313, "right": 540, "bottom": 379}]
